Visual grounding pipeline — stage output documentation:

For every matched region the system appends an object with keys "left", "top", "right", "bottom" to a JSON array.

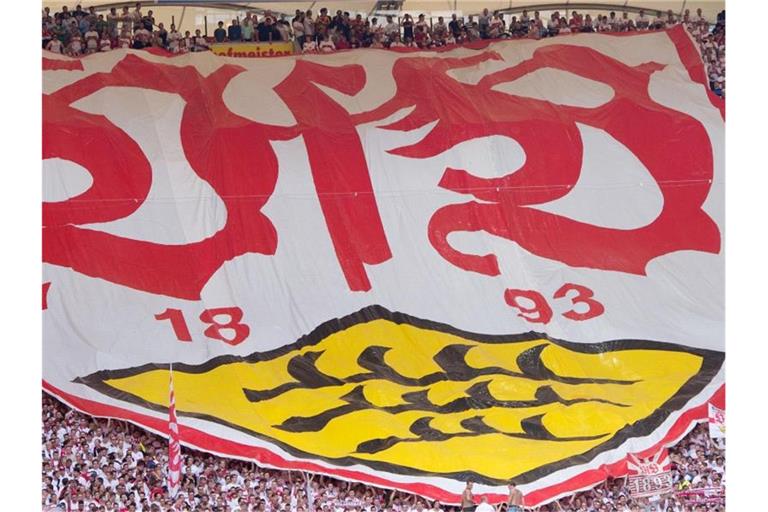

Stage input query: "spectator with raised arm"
[{"left": 242, "top": 12, "right": 255, "bottom": 42}]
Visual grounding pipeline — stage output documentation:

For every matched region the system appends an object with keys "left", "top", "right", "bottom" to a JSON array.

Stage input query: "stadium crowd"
[
  {"left": 42, "top": 393, "right": 725, "bottom": 512},
  {"left": 41, "top": 4, "right": 725, "bottom": 96}
]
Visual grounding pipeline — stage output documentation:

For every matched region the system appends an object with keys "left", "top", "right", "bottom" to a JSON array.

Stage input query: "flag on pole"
[
  {"left": 304, "top": 471, "right": 314, "bottom": 512},
  {"left": 168, "top": 364, "right": 182, "bottom": 498},
  {"left": 626, "top": 448, "right": 673, "bottom": 498},
  {"left": 708, "top": 403, "right": 725, "bottom": 439}
]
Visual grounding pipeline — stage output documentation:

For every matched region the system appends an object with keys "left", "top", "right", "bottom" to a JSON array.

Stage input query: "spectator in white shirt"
[
  {"left": 293, "top": 13, "right": 306, "bottom": 49},
  {"left": 475, "top": 496, "right": 494, "bottom": 512},
  {"left": 85, "top": 28, "right": 99, "bottom": 53},
  {"left": 303, "top": 10, "right": 316, "bottom": 42},
  {"left": 384, "top": 16, "right": 400, "bottom": 41},
  {"left": 46, "top": 37, "right": 64, "bottom": 54},
  {"left": 636, "top": 9, "right": 651, "bottom": 29},
  {"left": 302, "top": 37, "right": 318, "bottom": 53},
  {"left": 167, "top": 24, "right": 182, "bottom": 53},
  {"left": 193, "top": 29, "right": 208, "bottom": 52}
]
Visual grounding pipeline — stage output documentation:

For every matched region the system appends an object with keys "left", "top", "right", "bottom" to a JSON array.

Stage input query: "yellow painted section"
[{"left": 101, "top": 317, "right": 704, "bottom": 481}]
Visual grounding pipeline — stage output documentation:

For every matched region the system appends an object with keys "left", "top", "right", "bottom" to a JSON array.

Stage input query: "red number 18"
[{"left": 155, "top": 307, "right": 249, "bottom": 346}]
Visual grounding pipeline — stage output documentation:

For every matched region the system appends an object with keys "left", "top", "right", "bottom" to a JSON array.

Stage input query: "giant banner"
[{"left": 42, "top": 26, "right": 724, "bottom": 506}]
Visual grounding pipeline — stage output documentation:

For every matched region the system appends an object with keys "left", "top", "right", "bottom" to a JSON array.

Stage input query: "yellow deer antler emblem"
[{"left": 77, "top": 306, "right": 723, "bottom": 485}]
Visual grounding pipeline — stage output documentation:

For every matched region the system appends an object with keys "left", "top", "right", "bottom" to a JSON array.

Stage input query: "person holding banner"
[
  {"left": 461, "top": 481, "right": 475, "bottom": 512},
  {"left": 507, "top": 482, "right": 524, "bottom": 512}
]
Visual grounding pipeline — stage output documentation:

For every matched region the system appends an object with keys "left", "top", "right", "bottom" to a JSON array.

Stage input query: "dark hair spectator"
[
  {"left": 228, "top": 18, "right": 242, "bottom": 42},
  {"left": 212, "top": 21, "right": 225, "bottom": 43}
]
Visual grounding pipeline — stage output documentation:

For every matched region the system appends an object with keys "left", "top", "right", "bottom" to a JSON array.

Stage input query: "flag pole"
[{"left": 168, "top": 362, "right": 182, "bottom": 499}]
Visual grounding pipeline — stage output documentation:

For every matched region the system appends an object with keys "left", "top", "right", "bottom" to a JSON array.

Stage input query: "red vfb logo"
[{"left": 43, "top": 45, "right": 720, "bottom": 299}]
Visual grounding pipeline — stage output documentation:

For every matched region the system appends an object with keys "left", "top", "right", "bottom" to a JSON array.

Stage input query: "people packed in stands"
[
  {"left": 42, "top": 3, "right": 725, "bottom": 96},
  {"left": 42, "top": 393, "right": 724, "bottom": 511}
]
